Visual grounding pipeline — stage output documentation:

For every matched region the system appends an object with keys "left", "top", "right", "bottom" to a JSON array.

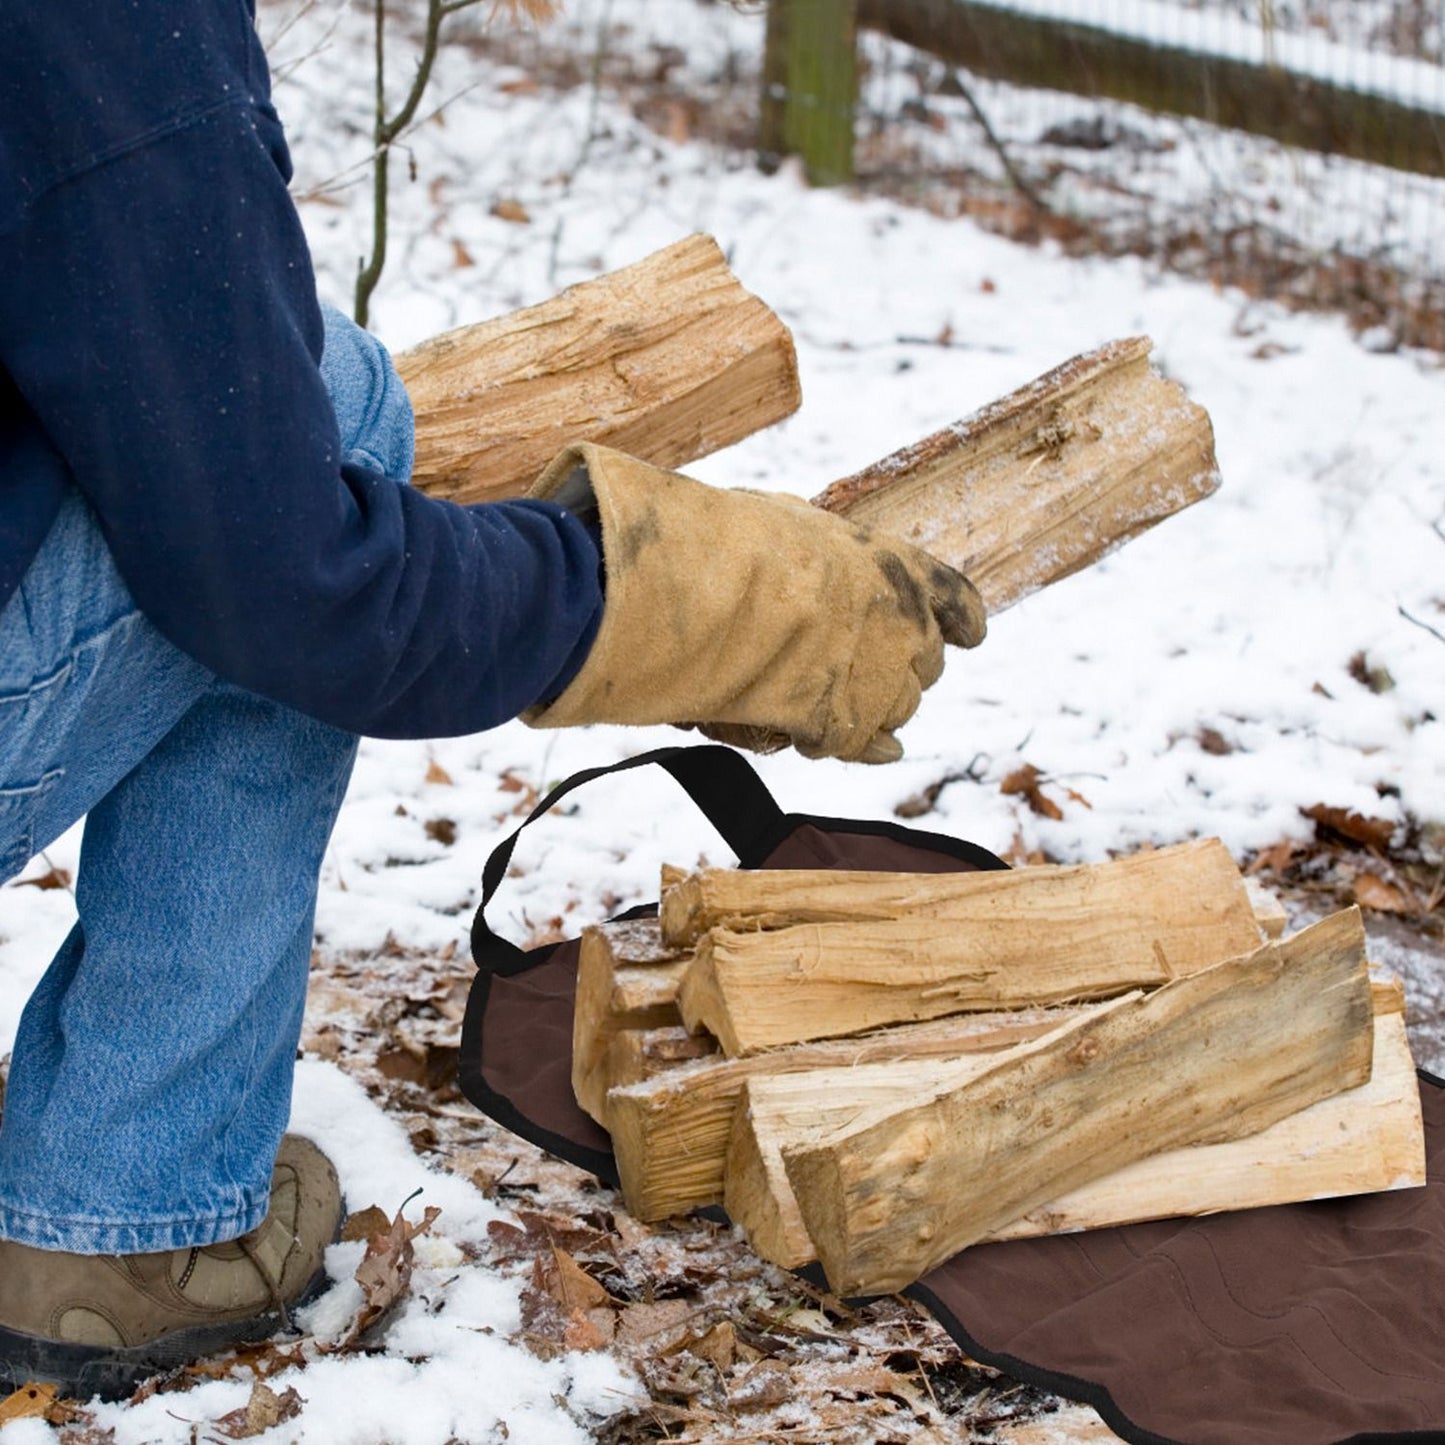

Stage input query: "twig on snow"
[{"left": 1398, "top": 603, "right": 1445, "bottom": 647}]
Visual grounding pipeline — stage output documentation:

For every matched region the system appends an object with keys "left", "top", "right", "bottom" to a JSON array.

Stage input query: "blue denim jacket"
[{"left": 0, "top": 1, "right": 601, "bottom": 739}]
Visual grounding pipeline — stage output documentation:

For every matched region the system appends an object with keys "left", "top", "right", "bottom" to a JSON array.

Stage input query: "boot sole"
[{"left": 0, "top": 1259, "right": 333, "bottom": 1404}]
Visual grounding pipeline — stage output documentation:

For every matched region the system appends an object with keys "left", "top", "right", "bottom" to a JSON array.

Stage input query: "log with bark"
[
  {"left": 811, "top": 334, "right": 1219, "bottom": 614},
  {"left": 397, "top": 237, "right": 1219, "bottom": 612},
  {"left": 782, "top": 909, "right": 1375, "bottom": 1296},
  {"left": 672, "top": 839, "right": 1263, "bottom": 1056}
]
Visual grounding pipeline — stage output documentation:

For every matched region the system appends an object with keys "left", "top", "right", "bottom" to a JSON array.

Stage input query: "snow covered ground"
[{"left": 1, "top": 1, "right": 1442, "bottom": 1439}]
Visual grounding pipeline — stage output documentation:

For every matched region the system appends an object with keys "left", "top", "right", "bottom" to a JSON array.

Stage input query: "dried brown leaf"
[
  {"left": 341, "top": 1204, "right": 393, "bottom": 1243},
  {"left": 550, "top": 1247, "right": 610, "bottom": 1313},
  {"left": 1347, "top": 650, "right": 1395, "bottom": 694},
  {"left": 491, "top": 198, "right": 531, "bottom": 226},
  {"left": 425, "top": 759, "right": 454, "bottom": 786},
  {"left": 184, "top": 1340, "right": 306, "bottom": 1383},
  {"left": 616, "top": 1299, "right": 697, "bottom": 1349},
  {"left": 14, "top": 866, "right": 71, "bottom": 892},
  {"left": 688, "top": 1320, "right": 737, "bottom": 1371},
  {"left": 1302, "top": 804, "right": 1397, "bottom": 851},
  {"left": 1249, "top": 838, "right": 1302, "bottom": 875},
  {"left": 1353, "top": 872, "right": 1417, "bottom": 915},
  {"left": 999, "top": 763, "right": 1064, "bottom": 821},
  {"left": 329, "top": 1202, "right": 442, "bottom": 1350},
  {"left": 563, "top": 1307, "right": 616, "bottom": 1352},
  {"left": 730, "top": 1361, "right": 793, "bottom": 1411},
  {"left": 1196, "top": 727, "right": 1234, "bottom": 756},
  {"left": 211, "top": 1382, "right": 304, "bottom": 1439},
  {"left": 0, "top": 1383, "right": 89, "bottom": 1426},
  {"left": 1002, "top": 828, "right": 1052, "bottom": 867}
]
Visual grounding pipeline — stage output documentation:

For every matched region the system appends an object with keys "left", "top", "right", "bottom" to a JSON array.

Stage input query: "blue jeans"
[{"left": 0, "top": 308, "right": 414, "bottom": 1253}]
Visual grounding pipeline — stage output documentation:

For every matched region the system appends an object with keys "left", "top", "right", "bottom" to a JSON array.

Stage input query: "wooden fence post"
[{"left": 760, "top": 0, "right": 860, "bottom": 185}]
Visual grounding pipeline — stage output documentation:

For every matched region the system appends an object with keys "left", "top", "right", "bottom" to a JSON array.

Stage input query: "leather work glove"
[{"left": 524, "top": 443, "right": 986, "bottom": 763}]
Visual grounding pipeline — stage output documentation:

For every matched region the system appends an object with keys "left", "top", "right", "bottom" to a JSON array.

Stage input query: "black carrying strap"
[{"left": 468, "top": 743, "right": 786, "bottom": 977}]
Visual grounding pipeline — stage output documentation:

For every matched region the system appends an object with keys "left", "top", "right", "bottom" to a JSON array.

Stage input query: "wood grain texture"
[
  {"left": 606, "top": 1008, "right": 1075, "bottom": 1221},
  {"left": 399, "top": 234, "right": 801, "bottom": 504},
  {"left": 783, "top": 909, "right": 1375, "bottom": 1296},
  {"left": 727, "top": 992, "right": 1421, "bottom": 1270},
  {"left": 674, "top": 840, "right": 1262, "bottom": 1056},
  {"left": 812, "top": 336, "right": 1219, "bottom": 614},
  {"left": 600, "top": 1025, "right": 720, "bottom": 1097},
  {"left": 571, "top": 919, "right": 690, "bottom": 1126}
]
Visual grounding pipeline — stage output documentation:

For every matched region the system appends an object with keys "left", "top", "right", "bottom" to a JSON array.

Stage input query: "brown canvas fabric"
[
  {"left": 462, "top": 753, "right": 1445, "bottom": 1445},
  {"left": 912, "top": 1087, "right": 1445, "bottom": 1443}
]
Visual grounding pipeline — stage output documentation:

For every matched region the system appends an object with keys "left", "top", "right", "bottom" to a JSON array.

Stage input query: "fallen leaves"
[
  {"left": 999, "top": 763, "right": 1091, "bottom": 822},
  {"left": 1352, "top": 872, "right": 1417, "bottom": 914},
  {"left": 1196, "top": 726, "right": 1235, "bottom": 756},
  {"left": 1249, "top": 838, "right": 1302, "bottom": 875},
  {"left": 1348, "top": 649, "right": 1396, "bottom": 695},
  {"left": 1301, "top": 803, "right": 1398, "bottom": 852},
  {"left": 1248, "top": 804, "right": 1442, "bottom": 924},
  {"left": 211, "top": 1382, "right": 304, "bottom": 1439},
  {"left": 0, "top": 1383, "right": 89, "bottom": 1426},
  {"left": 999, "top": 763, "right": 1064, "bottom": 821},
  {"left": 329, "top": 1198, "right": 443, "bottom": 1352},
  {"left": 181, "top": 1339, "right": 306, "bottom": 1386},
  {"left": 491, "top": 197, "right": 531, "bottom": 225},
  {"left": 496, "top": 769, "right": 540, "bottom": 820}
]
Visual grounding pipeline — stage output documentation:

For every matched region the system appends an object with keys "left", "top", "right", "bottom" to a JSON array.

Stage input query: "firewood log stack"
[
  {"left": 398, "top": 235, "right": 1220, "bottom": 616},
  {"left": 571, "top": 846, "right": 1427, "bottom": 1298},
  {"left": 397, "top": 238, "right": 1425, "bottom": 1295}
]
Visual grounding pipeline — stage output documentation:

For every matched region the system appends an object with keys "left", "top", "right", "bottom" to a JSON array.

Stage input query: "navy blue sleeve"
[{"left": 0, "top": 7, "right": 602, "bottom": 740}]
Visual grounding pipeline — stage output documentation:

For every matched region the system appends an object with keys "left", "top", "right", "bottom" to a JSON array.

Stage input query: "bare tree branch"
[
  {"left": 1399, "top": 603, "right": 1445, "bottom": 647},
  {"left": 353, "top": 0, "right": 552, "bottom": 325}
]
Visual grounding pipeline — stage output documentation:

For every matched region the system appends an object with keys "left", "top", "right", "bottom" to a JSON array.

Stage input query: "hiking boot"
[{"left": 0, "top": 1134, "right": 342, "bottom": 1401}]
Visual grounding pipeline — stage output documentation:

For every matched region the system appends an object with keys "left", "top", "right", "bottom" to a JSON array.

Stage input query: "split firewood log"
[
  {"left": 671, "top": 839, "right": 1264, "bottom": 1057},
  {"left": 605, "top": 1007, "right": 1076, "bottom": 1222},
  {"left": 398, "top": 234, "right": 802, "bottom": 504},
  {"left": 812, "top": 335, "right": 1218, "bottom": 614},
  {"left": 398, "top": 236, "right": 1218, "bottom": 611},
  {"left": 725, "top": 973, "right": 1421, "bottom": 1271},
  {"left": 571, "top": 919, "right": 692, "bottom": 1127},
  {"left": 782, "top": 909, "right": 1375, "bottom": 1296}
]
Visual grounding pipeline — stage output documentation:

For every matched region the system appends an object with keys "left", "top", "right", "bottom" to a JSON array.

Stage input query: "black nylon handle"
[{"left": 469, "top": 743, "right": 785, "bottom": 975}]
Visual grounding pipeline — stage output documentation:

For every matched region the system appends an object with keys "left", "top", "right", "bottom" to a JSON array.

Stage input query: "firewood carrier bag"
[{"left": 458, "top": 744, "right": 1445, "bottom": 1445}]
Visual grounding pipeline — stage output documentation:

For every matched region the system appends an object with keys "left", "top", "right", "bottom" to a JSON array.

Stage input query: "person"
[{"left": 0, "top": 0, "right": 985, "bottom": 1400}]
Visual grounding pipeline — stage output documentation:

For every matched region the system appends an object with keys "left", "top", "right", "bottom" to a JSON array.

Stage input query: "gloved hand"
[{"left": 523, "top": 443, "right": 986, "bottom": 763}]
